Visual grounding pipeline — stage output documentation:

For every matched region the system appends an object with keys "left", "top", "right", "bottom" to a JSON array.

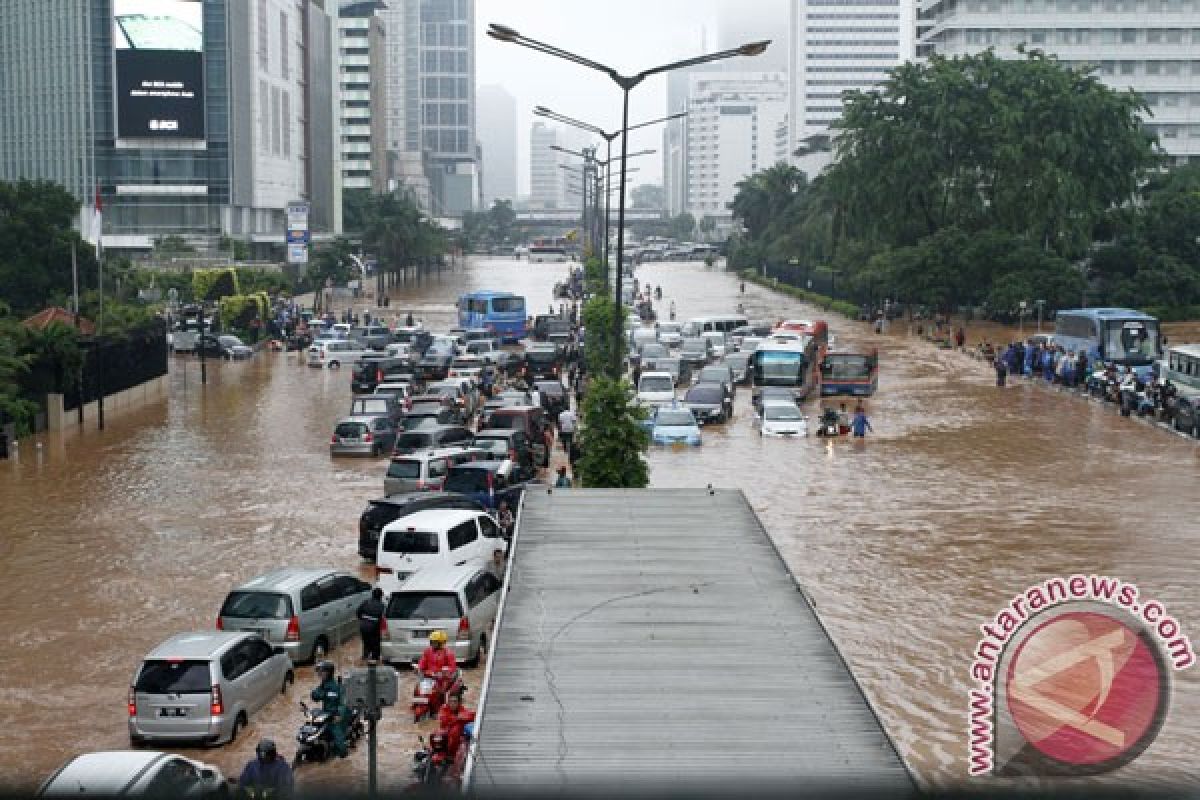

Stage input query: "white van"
[
  {"left": 307, "top": 339, "right": 369, "bottom": 369},
  {"left": 374, "top": 509, "right": 500, "bottom": 592},
  {"left": 637, "top": 371, "right": 677, "bottom": 405},
  {"left": 681, "top": 315, "right": 749, "bottom": 337}
]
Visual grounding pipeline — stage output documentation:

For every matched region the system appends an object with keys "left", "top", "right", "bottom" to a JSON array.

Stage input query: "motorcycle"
[
  {"left": 410, "top": 711, "right": 477, "bottom": 787},
  {"left": 292, "top": 701, "right": 365, "bottom": 767},
  {"left": 814, "top": 409, "right": 848, "bottom": 438},
  {"left": 411, "top": 667, "right": 464, "bottom": 723}
]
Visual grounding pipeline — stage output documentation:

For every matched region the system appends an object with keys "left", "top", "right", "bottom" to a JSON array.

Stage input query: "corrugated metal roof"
[{"left": 468, "top": 489, "right": 913, "bottom": 793}]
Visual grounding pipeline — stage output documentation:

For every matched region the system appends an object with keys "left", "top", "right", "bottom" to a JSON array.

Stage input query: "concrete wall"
[{"left": 45, "top": 375, "right": 167, "bottom": 432}]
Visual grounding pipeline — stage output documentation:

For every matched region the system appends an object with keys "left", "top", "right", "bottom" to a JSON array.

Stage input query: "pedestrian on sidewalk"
[{"left": 557, "top": 407, "right": 578, "bottom": 453}]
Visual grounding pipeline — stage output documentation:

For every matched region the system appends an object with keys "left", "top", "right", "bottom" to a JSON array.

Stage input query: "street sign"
[
  {"left": 288, "top": 244, "right": 308, "bottom": 264},
  {"left": 343, "top": 666, "right": 398, "bottom": 709},
  {"left": 287, "top": 201, "right": 310, "bottom": 231},
  {"left": 286, "top": 229, "right": 311, "bottom": 245}
]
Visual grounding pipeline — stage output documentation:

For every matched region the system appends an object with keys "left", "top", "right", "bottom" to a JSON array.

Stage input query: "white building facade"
[
  {"left": 917, "top": 0, "right": 1200, "bottom": 164},
  {"left": 335, "top": 6, "right": 387, "bottom": 195},
  {"left": 529, "top": 121, "right": 562, "bottom": 209},
  {"left": 477, "top": 84, "right": 517, "bottom": 207},
  {"left": 684, "top": 72, "right": 789, "bottom": 227},
  {"left": 787, "top": 0, "right": 916, "bottom": 176}
]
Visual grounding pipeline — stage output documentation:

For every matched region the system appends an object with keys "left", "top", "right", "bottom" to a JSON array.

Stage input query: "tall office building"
[
  {"left": 918, "top": 1, "right": 1200, "bottom": 164},
  {"left": 786, "top": 0, "right": 916, "bottom": 176},
  {"left": 0, "top": 0, "right": 336, "bottom": 250},
  {"left": 529, "top": 121, "right": 561, "bottom": 209},
  {"left": 684, "top": 72, "right": 789, "bottom": 232},
  {"left": 477, "top": 84, "right": 517, "bottom": 207},
  {"left": 336, "top": 2, "right": 388, "bottom": 196}
]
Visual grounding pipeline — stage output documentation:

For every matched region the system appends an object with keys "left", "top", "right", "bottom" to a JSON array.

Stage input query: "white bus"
[
  {"left": 1162, "top": 344, "right": 1200, "bottom": 391},
  {"left": 681, "top": 315, "right": 749, "bottom": 337}
]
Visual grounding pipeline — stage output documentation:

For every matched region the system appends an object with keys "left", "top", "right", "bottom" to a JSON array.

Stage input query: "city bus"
[
  {"left": 820, "top": 351, "right": 879, "bottom": 397},
  {"left": 750, "top": 332, "right": 822, "bottom": 403},
  {"left": 1162, "top": 344, "right": 1200, "bottom": 391},
  {"left": 1053, "top": 308, "right": 1161, "bottom": 381},
  {"left": 456, "top": 291, "right": 527, "bottom": 343},
  {"left": 528, "top": 237, "right": 569, "bottom": 263}
]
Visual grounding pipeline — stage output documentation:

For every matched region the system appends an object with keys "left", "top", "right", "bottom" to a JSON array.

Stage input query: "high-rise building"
[
  {"left": 917, "top": 2, "right": 1200, "bottom": 164},
  {"left": 335, "top": 2, "right": 388, "bottom": 196},
  {"left": 0, "top": 0, "right": 337, "bottom": 250},
  {"left": 786, "top": 0, "right": 916, "bottom": 176},
  {"left": 684, "top": 72, "right": 789, "bottom": 231},
  {"left": 529, "top": 121, "right": 561, "bottom": 209},
  {"left": 477, "top": 84, "right": 517, "bottom": 207}
]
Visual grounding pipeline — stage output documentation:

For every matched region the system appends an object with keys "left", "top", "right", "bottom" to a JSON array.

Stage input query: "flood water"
[{"left": 1, "top": 256, "right": 1197, "bottom": 791}]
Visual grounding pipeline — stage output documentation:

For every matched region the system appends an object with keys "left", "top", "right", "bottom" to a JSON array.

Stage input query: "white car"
[
  {"left": 702, "top": 331, "right": 728, "bottom": 359},
  {"left": 758, "top": 401, "right": 808, "bottom": 438},
  {"left": 375, "top": 509, "right": 501, "bottom": 592},
  {"left": 307, "top": 339, "right": 368, "bottom": 368},
  {"left": 637, "top": 371, "right": 677, "bottom": 406},
  {"left": 38, "top": 751, "right": 227, "bottom": 798},
  {"left": 657, "top": 322, "right": 683, "bottom": 348},
  {"left": 739, "top": 336, "right": 764, "bottom": 353},
  {"left": 385, "top": 342, "right": 414, "bottom": 360}
]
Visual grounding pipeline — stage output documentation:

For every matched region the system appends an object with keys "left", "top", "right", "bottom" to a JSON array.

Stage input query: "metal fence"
[{"left": 63, "top": 320, "right": 169, "bottom": 411}]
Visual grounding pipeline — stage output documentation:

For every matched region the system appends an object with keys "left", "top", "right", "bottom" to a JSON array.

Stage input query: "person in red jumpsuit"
[
  {"left": 417, "top": 630, "right": 458, "bottom": 678},
  {"left": 436, "top": 690, "right": 474, "bottom": 766}
]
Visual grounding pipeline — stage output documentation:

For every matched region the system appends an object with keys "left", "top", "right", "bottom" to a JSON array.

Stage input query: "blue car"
[{"left": 649, "top": 405, "right": 702, "bottom": 447}]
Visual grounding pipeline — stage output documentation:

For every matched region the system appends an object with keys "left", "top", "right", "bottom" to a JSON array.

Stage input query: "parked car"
[
  {"left": 521, "top": 343, "right": 563, "bottom": 381},
  {"left": 218, "top": 335, "right": 254, "bottom": 360},
  {"left": 374, "top": 509, "right": 501, "bottom": 591},
  {"left": 407, "top": 394, "right": 466, "bottom": 425},
  {"left": 352, "top": 356, "right": 410, "bottom": 394},
  {"left": 651, "top": 356, "right": 692, "bottom": 388},
  {"left": 695, "top": 365, "right": 736, "bottom": 406},
  {"left": 128, "top": 632, "right": 292, "bottom": 746},
  {"left": 752, "top": 386, "right": 799, "bottom": 414},
  {"left": 357, "top": 491, "right": 486, "bottom": 561},
  {"left": 683, "top": 383, "right": 731, "bottom": 424},
  {"left": 701, "top": 331, "right": 728, "bottom": 359},
  {"left": 330, "top": 414, "right": 397, "bottom": 457},
  {"left": 723, "top": 352, "right": 752, "bottom": 385},
  {"left": 485, "top": 406, "right": 552, "bottom": 467},
  {"left": 657, "top": 321, "right": 683, "bottom": 348},
  {"left": 350, "top": 325, "right": 392, "bottom": 351},
  {"left": 384, "top": 447, "right": 486, "bottom": 495},
  {"left": 648, "top": 405, "right": 703, "bottom": 447},
  {"left": 218, "top": 569, "right": 373, "bottom": 663},
  {"left": 639, "top": 343, "right": 669, "bottom": 363},
  {"left": 680, "top": 336, "right": 712, "bottom": 368},
  {"left": 38, "top": 752, "right": 227, "bottom": 798},
  {"left": 471, "top": 428, "right": 537, "bottom": 479},
  {"left": 428, "top": 378, "right": 480, "bottom": 417},
  {"left": 376, "top": 381, "right": 415, "bottom": 410},
  {"left": 308, "top": 339, "right": 369, "bottom": 369},
  {"left": 442, "top": 459, "right": 528, "bottom": 510},
  {"left": 757, "top": 401, "right": 809, "bottom": 438},
  {"left": 392, "top": 326, "right": 432, "bottom": 355},
  {"left": 351, "top": 393, "right": 405, "bottom": 426},
  {"left": 416, "top": 348, "right": 454, "bottom": 381},
  {"left": 392, "top": 425, "right": 473, "bottom": 455},
  {"left": 533, "top": 380, "right": 569, "bottom": 418},
  {"left": 380, "top": 565, "right": 503, "bottom": 668},
  {"left": 465, "top": 338, "right": 514, "bottom": 370},
  {"left": 1172, "top": 390, "right": 1200, "bottom": 437},
  {"left": 401, "top": 406, "right": 463, "bottom": 430},
  {"left": 637, "top": 371, "right": 677, "bottom": 407}
]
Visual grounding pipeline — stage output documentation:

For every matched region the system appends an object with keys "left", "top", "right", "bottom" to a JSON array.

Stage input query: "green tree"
[
  {"left": 668, "top": 212, "right": 696, "bottom": 241},
  {"left": 0, "top": 303, "right": 38, "bottom": 434},
  {"left": 630, "top": 184, "right": 665, "bottom": 209},
  {"left": 576, "top": 376, "right": 649, "bottom": 489},
  {"left": 154, "top": 235, "right": 195, "bottom": 255},
  {"left": 342, "top": 189, "right": 372, "bottom": 233}
]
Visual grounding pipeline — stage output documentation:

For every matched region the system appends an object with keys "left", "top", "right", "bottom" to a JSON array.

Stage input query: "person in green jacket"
[{"left": 310, "top": 661, "right": 348, "bottom": 758}]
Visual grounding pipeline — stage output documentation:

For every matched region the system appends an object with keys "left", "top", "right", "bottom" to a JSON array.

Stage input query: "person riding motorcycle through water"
[
  {"left": 437, "top": 689, "right": 474, "bottom": 764},
  {"left": 418, "top": 630, "right": 458, "bottom": 678},
  {"left": 238, "top": 739, "right": 293, "bottom": 798},
  {"left": 310, "top": 661, "right": 349, "bottom": 758}
]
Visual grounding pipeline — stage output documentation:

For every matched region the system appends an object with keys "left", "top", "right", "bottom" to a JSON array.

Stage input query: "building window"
[
  {"left": 271, "top": 86, "right": 281, "bottom": 156},
  {"left": 282, "top": 91, "right": 291, "bottom": 157},
  {"left": 257, "top": 0, "right": 269, "bottom": 70},
  {"left": 280, "top": 11, "right": 289, "bottom": 79},
  {"left": 260, "top": 79, "right": 270, "bottom": 151}
]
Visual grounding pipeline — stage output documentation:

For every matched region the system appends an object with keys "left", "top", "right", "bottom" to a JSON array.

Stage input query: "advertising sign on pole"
[{"left": 288, "top": 244, "right": 309, "bottom": 264}]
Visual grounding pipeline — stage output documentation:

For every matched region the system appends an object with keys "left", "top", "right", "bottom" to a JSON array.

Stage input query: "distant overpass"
[{"left": 516, "top": 209, "right": 666, "bottom": 224}]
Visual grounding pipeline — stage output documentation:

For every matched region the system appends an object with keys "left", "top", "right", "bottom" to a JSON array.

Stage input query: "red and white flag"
[{"left": 91, "top": 186, "right": 103, "bottom": 256}]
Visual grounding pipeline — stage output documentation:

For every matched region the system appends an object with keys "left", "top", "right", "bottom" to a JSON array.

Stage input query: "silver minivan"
[
  {"left": 383, "top": 446, "right": 486, "bottom": 494},
  {"left": 380, "top": 564, "right": 504, "bottom": 667},
  {"left": 218, "top": 569, "right": 373, "bottom": 663},
  {"left": 128, "top": 632, "right": 292, "bottom": 746}
]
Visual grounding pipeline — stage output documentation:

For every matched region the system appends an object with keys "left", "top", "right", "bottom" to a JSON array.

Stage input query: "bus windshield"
[
  {"left": 490, "top": 297, "right": 525, "bottom": 314},
  {"left": 823, "top": 355, "right": 872, "bottom": 379},
  {"left": 756, "top": 351, "right": 805, "bottom": 384},
  {"left": 1105, "top": 320, "right": 1158, "bottom": 364}
]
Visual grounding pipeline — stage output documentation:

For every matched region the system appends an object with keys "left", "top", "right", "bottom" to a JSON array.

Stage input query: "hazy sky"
[{"left": 477, "top": 0, "right": 739, "bottom": 196}]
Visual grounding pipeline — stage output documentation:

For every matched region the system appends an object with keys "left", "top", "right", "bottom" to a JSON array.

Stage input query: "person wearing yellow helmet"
[{"left": 417, "top": 629, "right": 457, "bottom": 678}]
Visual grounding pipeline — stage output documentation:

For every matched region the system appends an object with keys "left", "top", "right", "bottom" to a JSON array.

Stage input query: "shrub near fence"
[{"left": 740, "top": 271, "right": 861, "bottom": 320}]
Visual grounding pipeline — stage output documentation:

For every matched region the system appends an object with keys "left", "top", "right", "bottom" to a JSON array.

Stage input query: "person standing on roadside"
[
  {"left": 356, "top": 588, "right": 385, "bottom": 662},
  {"left": 851, "top": 406, "right": 873, "bottom": 439},
  {"left": 557, "top": 406, "right": 578, "bottom": 454},
  {"left": 994, "top": 349, "right": 1009, "bottom": 387}
]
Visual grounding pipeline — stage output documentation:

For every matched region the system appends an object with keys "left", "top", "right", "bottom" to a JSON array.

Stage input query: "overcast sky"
[{"left": 477, "top": 0, "right": 788, "bottom": 196}]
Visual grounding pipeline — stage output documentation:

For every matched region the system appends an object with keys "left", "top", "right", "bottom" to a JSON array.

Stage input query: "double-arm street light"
[
  {"left": 539, "top": 106, "right": 683, "bottom": 271},
  {"left": 491, "top": 23, "right": 769, "bottom": 377}
]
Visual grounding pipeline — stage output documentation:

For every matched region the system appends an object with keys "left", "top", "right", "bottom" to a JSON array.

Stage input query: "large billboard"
[{"left": 113, "top": 0, "right": 205, "bottom": 139}]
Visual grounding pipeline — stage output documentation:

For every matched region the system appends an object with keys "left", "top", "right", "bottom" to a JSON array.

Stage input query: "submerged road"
[{"left": 1, "top": 256, "right": 1197, "bottom": 791}]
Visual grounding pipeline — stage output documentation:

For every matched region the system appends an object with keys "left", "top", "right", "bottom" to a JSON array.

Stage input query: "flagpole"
[
  {"left": 72, "top": 242, "right": 83, "bottom": 427},
  {"left": 95, "top": 187, "right": 105, "bottom": 431}
]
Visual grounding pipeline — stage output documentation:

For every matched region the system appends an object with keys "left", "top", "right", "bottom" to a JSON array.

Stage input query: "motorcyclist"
[
  {"left": 310, "top": 661, "right": 348, "bottom": 758},
  {"left": 417, "top": 631, "right": 458, "bottom": 678},
  {"left": 238, "top": 739, "right": 293, "bottom": 798},
  {"left": 436, "top": 690, "right": 475, "bottom": 764}
]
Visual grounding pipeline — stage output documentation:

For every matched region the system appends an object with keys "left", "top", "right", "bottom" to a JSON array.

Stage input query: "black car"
[
  {"left": 392, "top": 328, "right": 433, "bottom": 355},
  {"left": 1172, "top": 391, "right": 1200, "bottom": 437},
  {"left": 357, "top": 491, "right": 485, "bottom": 560},
  {"left": 522, "top": 346, "right": 563, "bottom": 381},
  {"left": 416, "top": 349, "right": 454, "bottom": 381},
  {"left": 352, "top": 356, "right": 410, "bottom": 394},
  {"left": 534, "top": 380, "right": 569, "bottom": 418},
  {"left": 442, "top": 461, "right": 530, "bottom": 511},
  {"left": 392, "top": 424, "right": 473, "bottom": 455},
  {"left": 400, "top": 407, "right": 462, "bottom": 430},
  {"left": 471, "top": 428, "right": 537, "bottom": 479},
  {"left": 683, "top": 383, "right": 731, "bottom": 424}
]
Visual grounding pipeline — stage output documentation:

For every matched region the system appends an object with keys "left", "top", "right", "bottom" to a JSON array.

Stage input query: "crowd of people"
[{"left": 991, "top": 339, "right": 1091, "bottom": 388}]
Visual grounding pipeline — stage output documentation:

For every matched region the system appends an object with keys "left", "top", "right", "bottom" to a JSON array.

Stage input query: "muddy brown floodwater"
[{"left": 1, "top": 257, "right": 1198, "bottom": 792}]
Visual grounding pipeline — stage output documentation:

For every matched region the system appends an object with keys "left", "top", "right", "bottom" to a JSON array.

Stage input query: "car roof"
[
  {"left": 474, "top": 428, "right": 522, "bottom": 439},
  {"left": 145, "top": 631, "right": 252, "bottom": 660},
  {"left": 233, "top": 568, "right": 338, "bottom": 593},
  {"left": 490, "top": 405, "right": 538, "bottom": 414},
  {"left": 338, "top": 414, "right": 387, "bottom": 424},
  {"left": 388, "top": 563, "right": 487, "bottom": 594},
  {"left": 371, "top": 491, "right": 474, "bottom": 508},
  {"left": 382, "top": 508, "right": 483, "bottom": 532},
  {"left": 41, "top": 751, "right": 172, "bottom": 795},
  {"left": 449, "top": 460, "right": 510, "bottom": 474}
]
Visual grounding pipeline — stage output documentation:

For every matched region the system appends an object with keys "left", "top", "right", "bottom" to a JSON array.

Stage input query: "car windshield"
[
  {"left": 445, "top": 471, "right": 490, "bottom": 493},
  {"left": 640, "top": 376, "right": 673, "bottom": 393},
  {"left": 135, "top": 660, "right": 211, "bottom": 694},
  {"left": 395, "top": 433, "right": 433, "bottom": 449},
  {"left": 699, "top": 369, "right": 728, "bottom": 383},
  {"left": 682, "top": 338, "right": 707, "bottom": 351},
  {"left": 335, "top": 422, "right": 367, "bottom": 438},
  {"left": 353, "top": 400, "right": 389, "bottom": 415},
  {"left": 525, "top": 350, "right": 557, "bottom": 364},
  {"left": 221, "top": 591, "right": 293, "bottom": 619},
  {"left": 472, "top": 438, "right": 508, "bottom": 455},
  {"left": 764, "top": 405, "right": 803, "bottom": 421},
  {"left": 381, "top": 530, "right": 439, "bottom": 554},
  {"left": 487, "top": 414, "right": 520, "bottom": 430},
  {"left": 387, "top": 459, "right": 422, "bottom": 479},
  {"left": 686, "top": 386, "right": 723, "bottom": 403},
  {"left": 386, "top": 592, "right": 463, "bottom": 620},
  {"left": 656, "top": 411, "right": 695, "bottom": 427}
]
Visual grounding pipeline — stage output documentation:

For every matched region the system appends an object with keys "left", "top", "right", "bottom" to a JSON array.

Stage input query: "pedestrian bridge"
[
  {"left": 515, "top": 209, "right": 665, "bottom": 224},
  {"left": 464, "top": 488, "right": 914, "bottom": 794}
]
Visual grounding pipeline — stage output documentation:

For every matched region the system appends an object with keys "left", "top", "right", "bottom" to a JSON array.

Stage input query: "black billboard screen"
[{"left": 113, "top": 0, "right": 205, "bottom": 140}]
